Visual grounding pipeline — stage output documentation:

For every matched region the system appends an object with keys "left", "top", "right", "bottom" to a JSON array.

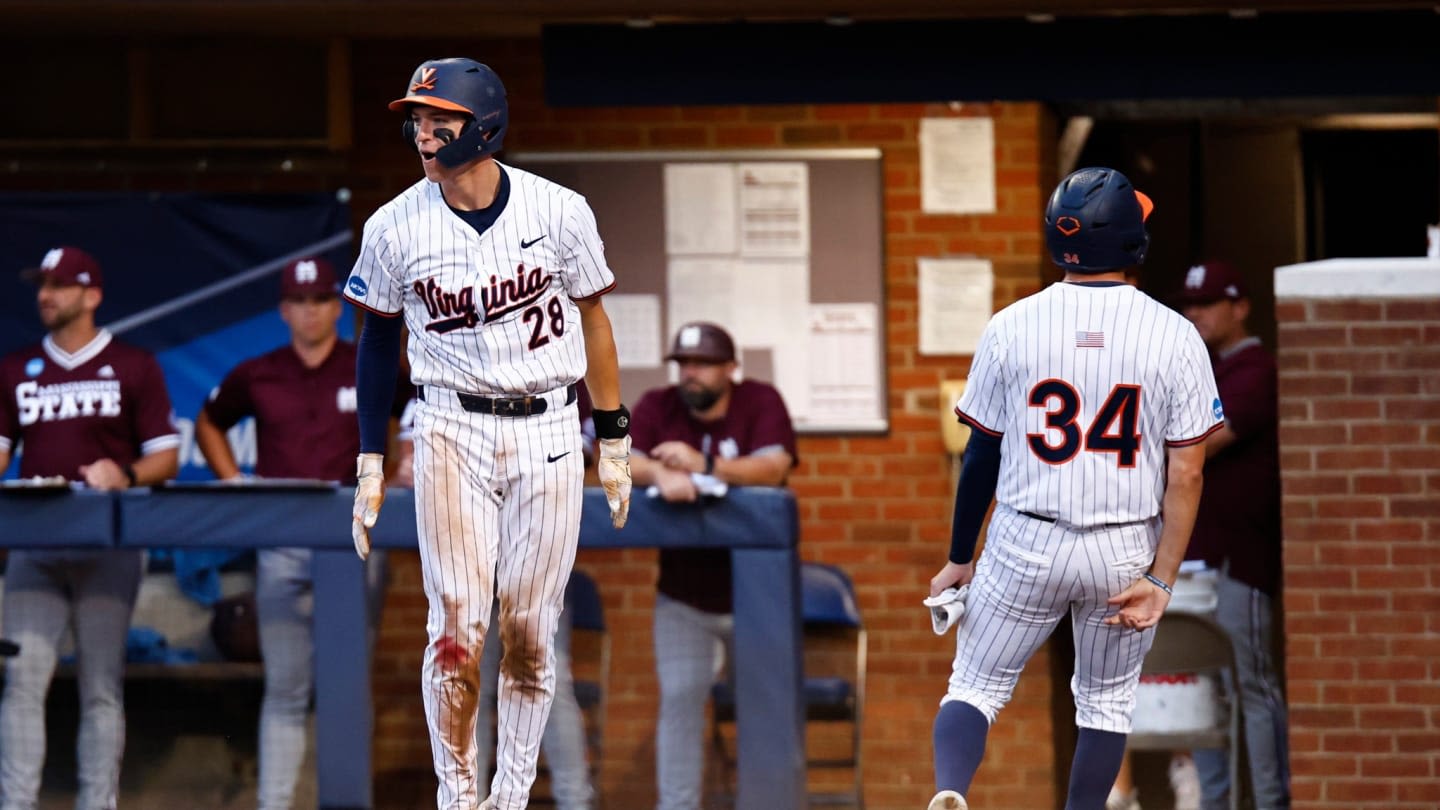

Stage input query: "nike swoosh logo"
[
  {"left": 546, "top": 451, "right": 571, "bottom": 463},
  {"left": 520, "top": 235, "right": 547, "bottom": 249}
]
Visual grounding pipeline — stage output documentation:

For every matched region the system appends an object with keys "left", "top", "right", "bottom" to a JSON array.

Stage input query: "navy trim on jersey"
[
  {"left": 356, "top": 311, "right": 404, "bottom": 454},
  {"left": 949, "top": 429, "right": 1002, "bottom": 565},
  {"left": 448, "top": 164, "right": 512, "bottom": 237},
  {"left": 1166, "top": 420, "right": 1225, "bottom": 448},
  {"left": 572, "top": 279, "right": 617, "bottom": 302},
  {"left": 1063, "top": 280, "right": 1130, "bottom": 288},
  {"left": 956, "top": 408, "right": 1003, "bottom": 438}
]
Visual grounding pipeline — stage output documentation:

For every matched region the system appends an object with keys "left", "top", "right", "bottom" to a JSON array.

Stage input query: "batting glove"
[
  {"left": 352, "top": 453, "right": 386, "bottom": 560},
  {"left": 597, "top": 436, "right": 632, "bottom": 529}
]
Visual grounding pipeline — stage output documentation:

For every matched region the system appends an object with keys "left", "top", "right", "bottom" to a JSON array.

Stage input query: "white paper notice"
[
  {"left": 664, "top": 163, "right": 738, "bottom": 255},
  {"left": 602, "top": 294, "right": 663, "bottom": 368},
  {"left": 737, "top": 162, "right": 809, "bottom": 257},
  {"left": 805, "top": 304, "right": 882, "bottom": 428},
  {"left": 919, "top": 118, "right": 996, "bottom": 215},
  {"left": 666, "top": 257, "right": 736, "bottom": 337},
  {"left": 918, "top": 257, "right": 993, "bottom": 355}
]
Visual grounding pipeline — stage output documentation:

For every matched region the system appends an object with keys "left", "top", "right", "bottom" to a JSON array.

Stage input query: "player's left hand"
[
  {"left": 1104, "top": 577, "right": 1171, "bottom": 631},
  {"left": 650, "top": 440, "right": 704, "bottom": 472},
  {"left": 352, "top": 453, "right": 386, "bottom": 560},
  {"left": 78, "top": 458, "right": 129, "bottom": 491},
  {"left": 929, "top": 560, "right": 976, "bottom": 598},
  {"left": 598, "top": 436, "right": 632, "bottom": 529}
]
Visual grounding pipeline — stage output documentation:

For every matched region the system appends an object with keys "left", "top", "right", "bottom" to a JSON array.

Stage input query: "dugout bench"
[{"left": 0, "top": 486, "right": 806, "bottom": 810}]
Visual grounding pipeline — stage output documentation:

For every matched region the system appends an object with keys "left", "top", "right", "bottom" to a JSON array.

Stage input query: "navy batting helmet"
[
  {"left": 1044, "top": 167, "right": 1153, "bottom": 273},
  {"left": 391, "top": 57, "right": 507, "bottom": 168}
]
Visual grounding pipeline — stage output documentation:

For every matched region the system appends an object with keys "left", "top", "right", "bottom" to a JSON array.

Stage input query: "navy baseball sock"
[
  {"left": 933, "top": 700, "right": 988, "bottom": 795},
  {"left": 1064, "top": 728, "right": 1128, "bottom": 810}
]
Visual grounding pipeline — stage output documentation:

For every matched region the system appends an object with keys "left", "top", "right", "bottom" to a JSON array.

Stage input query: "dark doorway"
[{"left": 1303, "top": 128, "right": 1440, "bottom": 260}]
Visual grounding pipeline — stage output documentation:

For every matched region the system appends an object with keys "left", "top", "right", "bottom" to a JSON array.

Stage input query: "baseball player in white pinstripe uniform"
[
  {"left": 927, "top": 168, "right": 1222, "bottom": 810},
  {"left": 343, "top": 57, "right": 632, "bottom": 810}
]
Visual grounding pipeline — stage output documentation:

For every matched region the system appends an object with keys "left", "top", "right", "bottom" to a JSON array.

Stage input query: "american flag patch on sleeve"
[{"left": 1075, "top": 330, "right": 1105, "bottom": 348}]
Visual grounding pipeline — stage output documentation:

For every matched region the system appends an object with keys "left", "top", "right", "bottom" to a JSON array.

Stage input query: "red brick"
[
  {"left": 1386, "top": 398, "right": 1440, "bottom": 420},
  {"left": 1352, "top": 324, "right": 1425, "bottom": 347},
  {"left": 1385, "top": 299, "right": 1440, "bottom": 320},
  {"left": 1283, "top": 474, "right": 1350, "bottom": 496},
  {"left": 1353, "top": 473, "right": 1424, "bottom": 494},
  {"left": 1279, "top": 325, "right": 1348, "bottom": 348},
  {"left": 1314, "top": 301, "right": 1385, "bottom": 321},
  {"left": 1326, "top": 779, "right": 1396, "bottom": 801},
  {"left": 780, "top": 124, "right": 843, "bottom": 145},
  {"left": 1353, "top": 373, "right": 1423, "bottom": 395},
  {"left": 1320, "top": 733, "right": 1394, "bottom": 753},
  {"left": 1311, "top": 398, "right": 1382, "bottom": 420},
  {"left": 715, "top": 125, "right": 779, "bottom": 147}
]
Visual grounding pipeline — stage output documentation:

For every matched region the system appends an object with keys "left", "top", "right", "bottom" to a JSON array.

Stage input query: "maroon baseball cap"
[
  {"left": 666, "top": 322, "right": 736, "bottom": 363},
  {"left": 21, "top": 246, "right": 103, "bottom": 288},
  {"left": 1175, "top": 260, "right": 1248, "bottom": 305},
  {"left": 279, "top": 256, "right": 339, "bottom": 299}
]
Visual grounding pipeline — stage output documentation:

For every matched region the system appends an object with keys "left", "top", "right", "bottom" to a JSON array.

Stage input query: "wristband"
[
  {"left": 123, "top": 465, "right": 138, "bottom": 487},
  {"left": 703, "top": 452, "right": 715, "bottom": 476},
  {"left": 593, "top": 405, "right": 630, "bottom": 440},
  {"left": 1143, "top": 572, "right": 1173, "bottom": 594}
]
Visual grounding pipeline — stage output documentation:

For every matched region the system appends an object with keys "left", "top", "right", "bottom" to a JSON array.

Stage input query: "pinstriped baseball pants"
[
  {"left": 0, "top": 549, "right": 143, "bottom": 810},
  {"left": 942, "top": 505, "right": 1160, "bottom": 733},
  {"left": 412, "top": 396, "right": 584, "bottom": 810}
]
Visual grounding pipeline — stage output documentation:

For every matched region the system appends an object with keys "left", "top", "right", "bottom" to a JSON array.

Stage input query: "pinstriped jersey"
[
  {"left": 956, "top": 282, "right": 1222, "bottom": 527},
  {"left": 344, "top": 161, "right": 616, "bottom": 396}
]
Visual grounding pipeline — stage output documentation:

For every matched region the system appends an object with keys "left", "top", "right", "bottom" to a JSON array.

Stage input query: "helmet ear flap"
[{"left": 402, "top": 118, "right": 418, "bottom": 152}]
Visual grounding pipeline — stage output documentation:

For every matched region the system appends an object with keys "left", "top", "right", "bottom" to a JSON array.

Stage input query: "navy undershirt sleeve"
[
  {"left": 356, "top": 311, "right": 404, "bottom": 454},
  {"left": 949, "top": 429, "right": 1003, "bottom": 564}
]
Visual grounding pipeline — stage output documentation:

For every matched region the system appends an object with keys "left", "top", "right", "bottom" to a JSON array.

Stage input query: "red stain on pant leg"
[{"left": 435, "top": 635, "right": 469, "bottom": 672}]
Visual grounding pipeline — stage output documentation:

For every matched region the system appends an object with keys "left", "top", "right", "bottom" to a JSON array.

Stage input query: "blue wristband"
[{"left": 1143, "top": 572, "right": 1173, "bottom": 594}]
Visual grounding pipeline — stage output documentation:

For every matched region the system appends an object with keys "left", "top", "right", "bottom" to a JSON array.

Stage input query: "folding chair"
[{"left": 1128, "top": 612, "right": 1241, "bottom": 810}]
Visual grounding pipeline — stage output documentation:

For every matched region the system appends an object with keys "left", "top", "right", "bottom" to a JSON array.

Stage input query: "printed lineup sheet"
[{"left": 659, "top": 160, "right": 882, "bottom": 431}]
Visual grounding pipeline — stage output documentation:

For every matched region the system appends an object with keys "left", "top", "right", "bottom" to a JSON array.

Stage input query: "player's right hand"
[
  {"left": 1105, "top": 576, "right": 1171, "bottom": 631},
  {"left": 597, "top": 436, "right": 632, "bottom": 529},
  {"left": 352, "top": 453, "right": 386, "bottom": 560},
  {"left": 929, "top": 560, "right": 976, "bottom": 597}
]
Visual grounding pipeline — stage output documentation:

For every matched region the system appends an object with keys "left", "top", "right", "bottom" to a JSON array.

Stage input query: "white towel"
[{"left": 923, "top": 585, "right": 969, "bottom": 635}]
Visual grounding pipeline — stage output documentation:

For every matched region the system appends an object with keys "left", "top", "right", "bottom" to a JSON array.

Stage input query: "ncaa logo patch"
[
  {"left": 25, "top": 358, "right": 44, "bottom": 377},
  {"left": 347, "top": 275, "right": 369, "bottom": 296},
  {"left": 1212, "top": 397, "right": 1224, "bottom": 420}
]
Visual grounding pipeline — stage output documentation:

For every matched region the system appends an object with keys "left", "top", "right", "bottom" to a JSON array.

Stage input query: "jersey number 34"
[{"left": 1026, "top": 380, "right": 1141, "bottom": 468}]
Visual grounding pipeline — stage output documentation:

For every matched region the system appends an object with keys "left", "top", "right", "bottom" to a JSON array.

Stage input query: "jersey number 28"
[
  {"left": 1026, "top": 379, "right": 1141, "bottom": 467},
  {"left": 523, "top": 296, "right": 566, "bottom": 350}
]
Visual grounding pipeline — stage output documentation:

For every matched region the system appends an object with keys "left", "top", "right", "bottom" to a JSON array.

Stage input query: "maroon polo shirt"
[
  {"left": 630, "top": 379, "right": 798, "bottom": 614},
  {"left": 0, "top": 332, "right": 179, "bottom": 480},
  {"left": 204, "top": 341, "right": 360, "bottom": 484},
  {"left": 1186, "top": 338, "right": 1282, "bottom": 596}
]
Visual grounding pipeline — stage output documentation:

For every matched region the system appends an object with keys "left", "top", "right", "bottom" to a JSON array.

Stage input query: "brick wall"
[{"left": 1275, "top": 272, "right": 1440, "bottom": 810}]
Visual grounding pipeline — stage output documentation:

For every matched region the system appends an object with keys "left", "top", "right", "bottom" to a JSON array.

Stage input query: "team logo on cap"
[
  {"left": 41, "top": 248, "right": 65, "bottom": 270},
  {"left": 411, "top": 67, "right": 438, "bottom": 92},
  {"left": 347, "top": 275, "right": 369, "bottom": 296},
  {"left": 1185, "top": 265, "right": 1207, "bottom": 289},
  {"left": 293, "top": 261, "right": 319, "bottom": 283}
]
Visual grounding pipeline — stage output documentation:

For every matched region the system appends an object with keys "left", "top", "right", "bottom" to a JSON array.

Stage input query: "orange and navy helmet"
[
  {"left": 392, "top": 57, "right": 507, "bottom": 167},
  {"left": 1044, "top": 167, "right": 1153, "bottom": 273}
]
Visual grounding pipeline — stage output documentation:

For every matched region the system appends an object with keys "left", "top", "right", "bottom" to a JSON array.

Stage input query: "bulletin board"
[{"left": 510, "top": 149, "right": 887, "bottom": 434}]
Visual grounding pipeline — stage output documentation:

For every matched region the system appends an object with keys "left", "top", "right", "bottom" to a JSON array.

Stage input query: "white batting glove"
[
  {"left": 597, "top": 436, "right": 632, "bottom": 529},
  {"left": 352, "top": 453, "right": 386, "bottom": 560}
]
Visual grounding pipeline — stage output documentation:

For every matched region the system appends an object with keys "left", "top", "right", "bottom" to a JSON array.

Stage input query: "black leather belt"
[
  {"left": 1020, "top": 510, "right": 1147, "bottom": 531},
  {"left": 419, "top": 384, "right": 577, "bottom": 417}
]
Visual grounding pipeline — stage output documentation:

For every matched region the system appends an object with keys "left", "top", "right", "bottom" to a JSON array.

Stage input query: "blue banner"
[{"left": 1, "top": 192, "right": 353, "bottom": 481}]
